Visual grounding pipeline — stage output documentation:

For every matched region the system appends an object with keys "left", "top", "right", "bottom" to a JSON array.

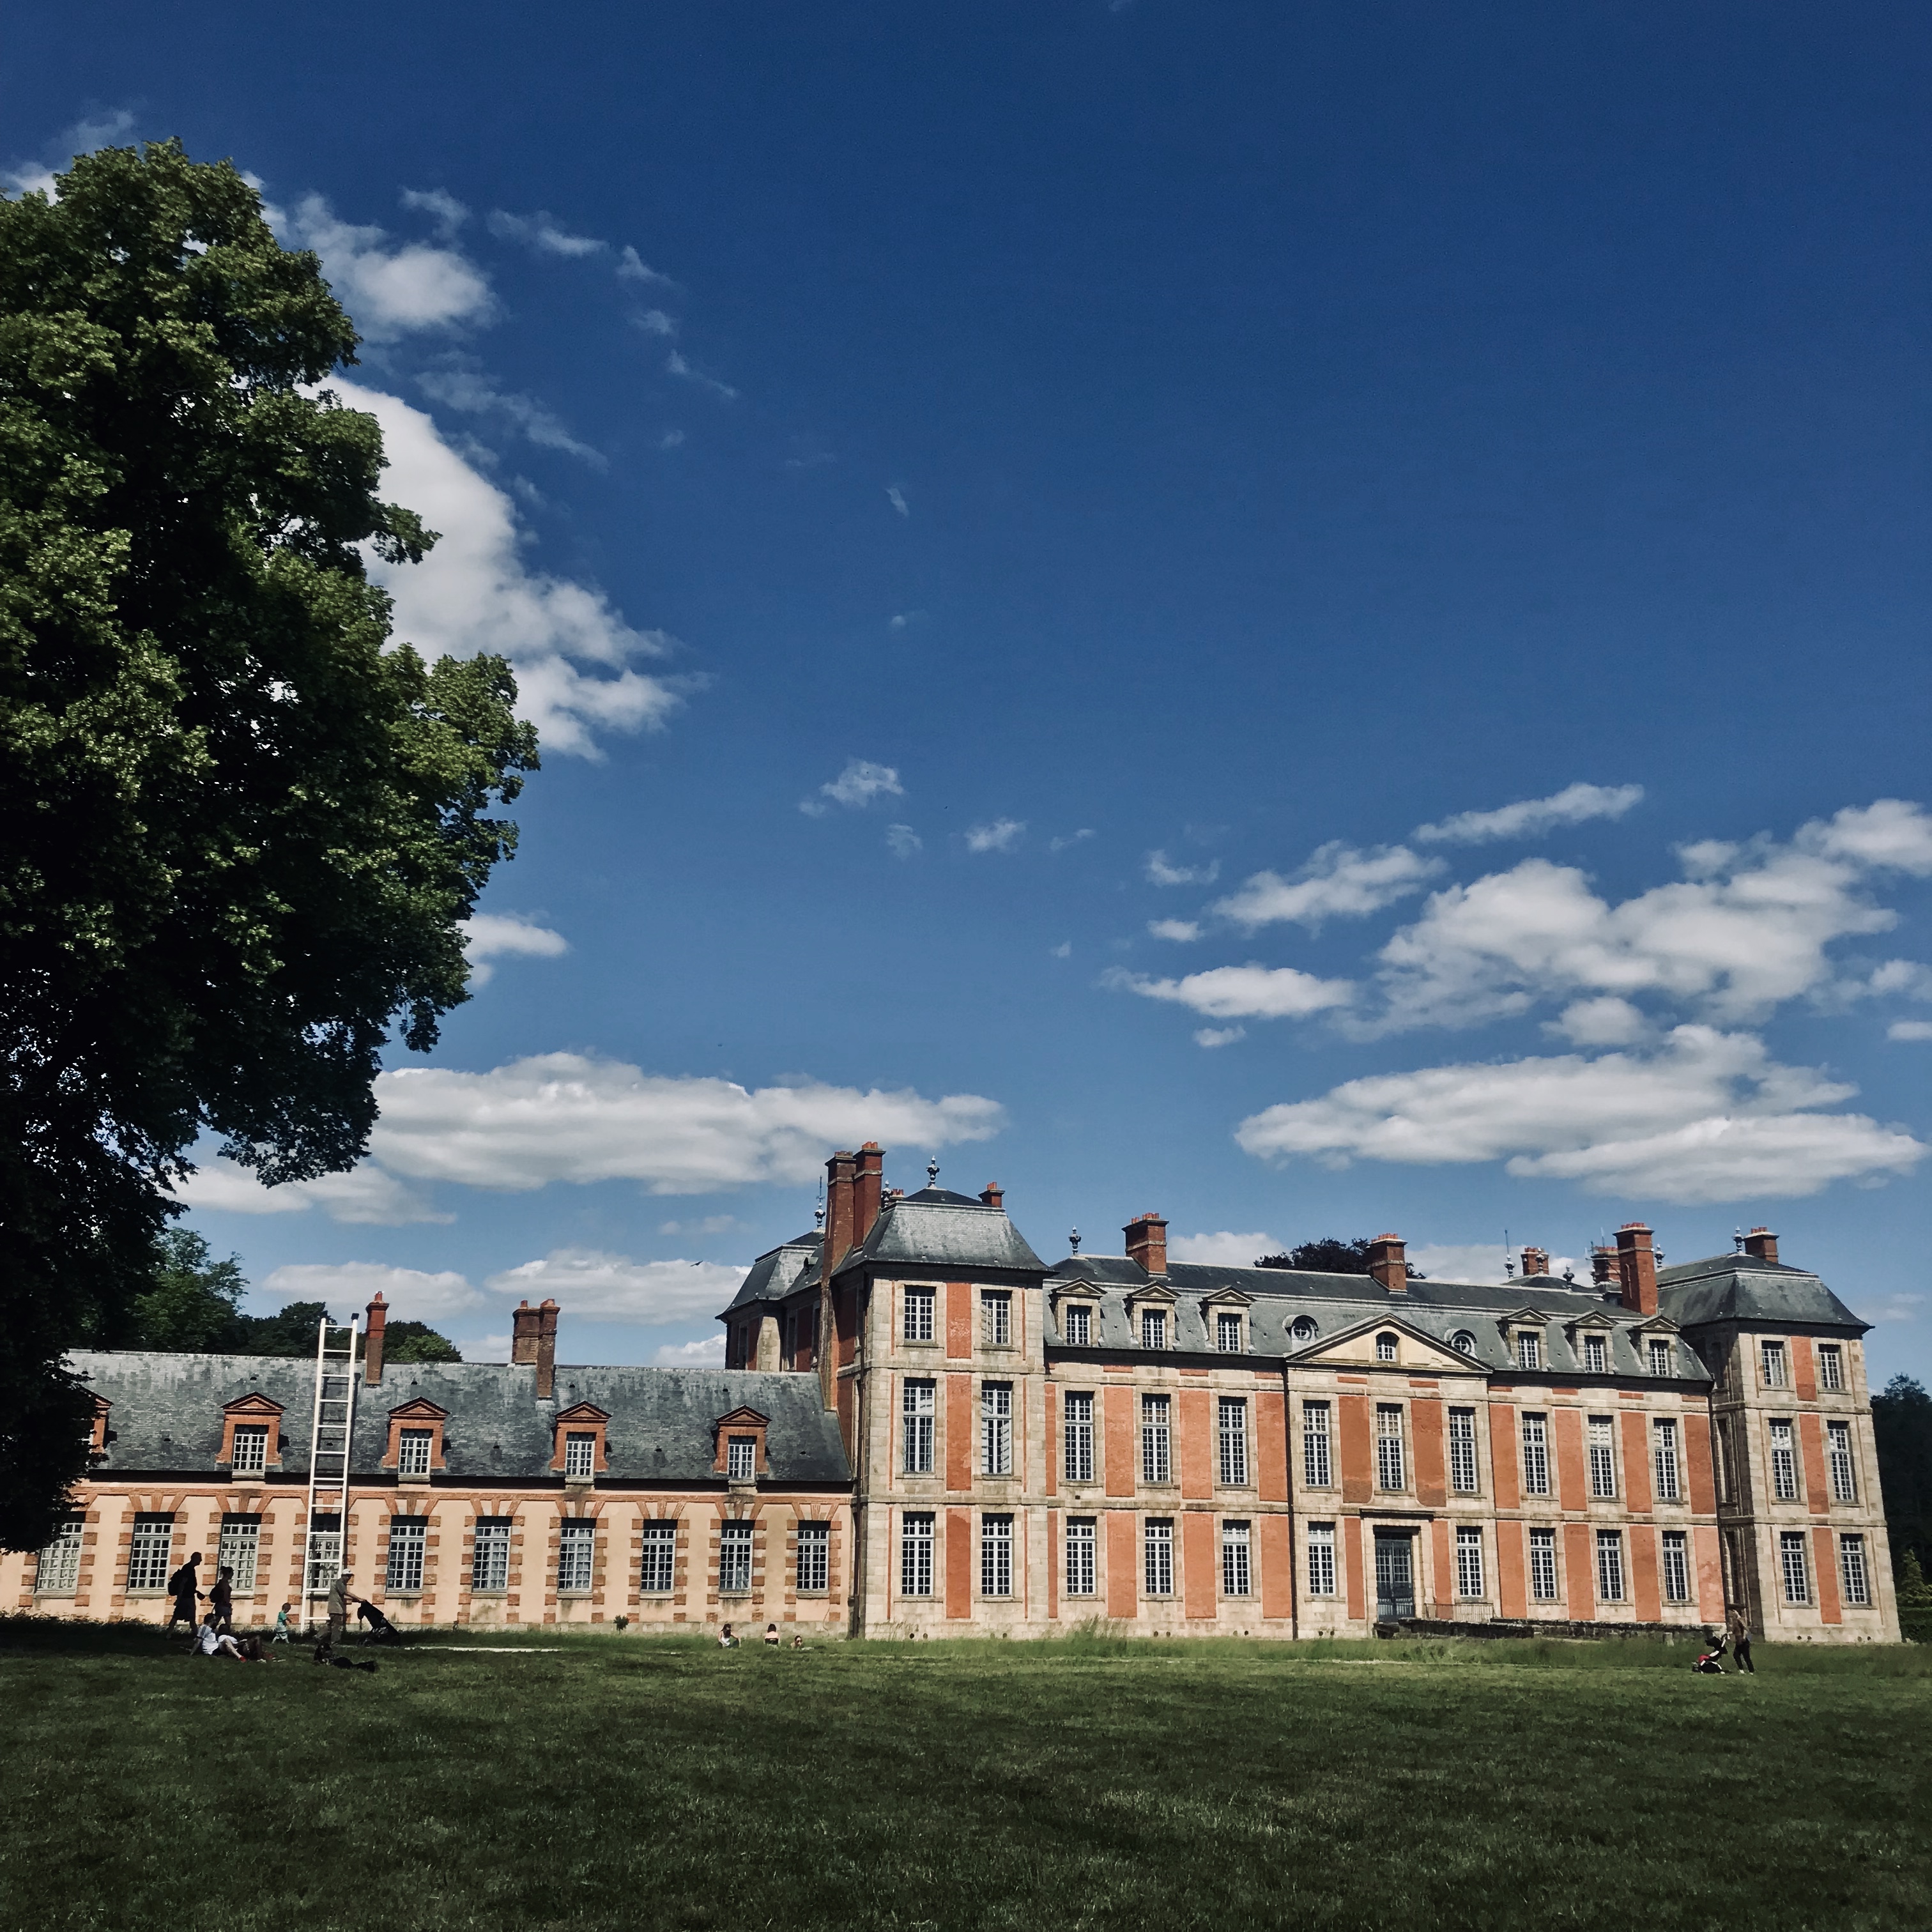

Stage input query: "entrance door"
[{"left": 1374, "top": 1533, "right": 1415, "bottom": 1621}]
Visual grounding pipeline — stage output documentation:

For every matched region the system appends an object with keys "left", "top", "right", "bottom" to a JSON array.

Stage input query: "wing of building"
[{"left": 6, "top": 1146, "right": 1898, "bottom": 1643}]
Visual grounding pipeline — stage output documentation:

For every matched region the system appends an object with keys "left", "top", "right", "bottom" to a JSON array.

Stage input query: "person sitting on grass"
[
  {"left": 717, "top": 1623, "right": 739, "bottom": 1648},
  {"left": 195, "top": 1611, "right": 261, "bottom": 1662},
  {"left": 790, "top": 1633, "right": 806, "bottom": 1652},
  {"left": 763, "top": 1623, "right": 781, "bottom": 1647}
]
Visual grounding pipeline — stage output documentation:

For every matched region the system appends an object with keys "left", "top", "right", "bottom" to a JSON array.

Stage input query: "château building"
[{"left": 4, "top": 1144, "right": 1899, "bottom": 1643}]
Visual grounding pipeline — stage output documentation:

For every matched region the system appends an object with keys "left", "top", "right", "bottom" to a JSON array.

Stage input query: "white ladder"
[{"left": 302, "top": 1314, "right": 360, "bottom": 1632}]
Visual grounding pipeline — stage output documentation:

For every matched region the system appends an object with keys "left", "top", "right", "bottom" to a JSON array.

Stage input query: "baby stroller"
[
  {"left": 356, "top": 1600, "right": 404, "bottom": 1646},
  {"left": 1692, "top": 1628, "right": 1729, "bottom": 1674}
]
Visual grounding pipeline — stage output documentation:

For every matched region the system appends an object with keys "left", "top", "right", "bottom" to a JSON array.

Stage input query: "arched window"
[
  {"left": 1452, "top": 1330, "right": 1478, "bottom": 1354},
  {"left": 1291, "top": 1316, "right": 1318, "bottom": 1346},
  {"left": 1376, "top": 1332, "right": 1399, "bottom": 1363}
]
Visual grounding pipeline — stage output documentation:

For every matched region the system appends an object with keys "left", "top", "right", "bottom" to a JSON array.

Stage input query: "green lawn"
[{"left": 3, "top": 1620, "right": 1926, "bottom": 1931}]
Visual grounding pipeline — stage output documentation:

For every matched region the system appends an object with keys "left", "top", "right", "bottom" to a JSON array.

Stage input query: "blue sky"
[{"left": 10, "top": 4, "right": 1930, "bottom": 1377}]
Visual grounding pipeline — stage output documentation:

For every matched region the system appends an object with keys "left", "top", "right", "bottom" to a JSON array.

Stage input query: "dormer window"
[
  {"left": 1452, "top": 1330, "right": 1478, "bottom": 1356},
  {"left": 398, "top": 1429, "right": 434, "bottom": 1478},
  {"left": 1648, "top": 1339, "right": 1672, "bottom": 1377},
  {"left": 564, "top": 1431, "right": 597, "bottom": 1480},
  {"left": 1064, "top": 1305, "right": 1092, "bottom": 1347},
  {"left": 1216, "top": 1312, "right": 1243, "bottom": 1353},
  {"left": 726, "top": 1436, "right": 756, "bottom": 1483},
  {"left": 1141, "top": 1309, "right": 1168, "bottom": 1350},
  {"left": 1517, "top": 1331, "right": 1542, "bottom": 1371},
  {"left": 1376, "top": 1332, "right": 1399, "bottom": 1363},
  {"left": 1584, "top": 1335, "right": 1607, "bottom": 1375},
  {"left": 231, "top": 1425, "right": 268, "bottom": 1475},
  {"left": 550, "top": 1402, "right": 611, "bottom": 1481},
  {"left": 1291, "top": 1317, "right": 1318, "bottom": 1346}
]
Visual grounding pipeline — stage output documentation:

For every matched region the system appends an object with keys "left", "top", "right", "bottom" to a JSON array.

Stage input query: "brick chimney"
[
  {"left": 853, "top": 1143, "right": 884, "bottom": 1247},
  {"left": 1742, "top": 1225, "right": 1779, "bottom": 1266},
  {"left": 824, "top": 1151, "right": 857, "bottom": 1274},
  {"left": 1125, "top": 1213, "right": 1168, "bottom": 1278},
  {"left": 979, "top": 1183, "right": 1004, "bottom": 1209},
  {"left": 1614, "top": 1222, "right": 1659, "bottom": 1316},
  {"left": 363, "top": 1292, "right": 388, "bottom": 1385},
  {"left": 1367, "top": 1233, "right": 1407, "bottom": 1294},
  {"left": 512, "top": 1298, "right": 560, "bottom": 1398},
  {"left": 1520, "top": 1246, "right": 1549, "bottom": 1281},
  {"left": 1590, "top": 1245, "right": 1616, "bottom": 1289}
]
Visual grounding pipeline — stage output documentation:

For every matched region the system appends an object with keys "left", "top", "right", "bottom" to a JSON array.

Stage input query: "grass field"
[{"left": 3, "top": 1620, "right": 1927, "bottom": 1931}]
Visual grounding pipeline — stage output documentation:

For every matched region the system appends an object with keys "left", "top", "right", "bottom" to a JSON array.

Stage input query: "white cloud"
[
  {"left": 340, "top": 381, "right": 686, "bottom": 758},
  {"left": 1413, "top": 783, "right": 1645, "bottom": 845},
  {"left": 1547, "top": 997, "right": 1650, "bottom": 1046},
  {"left": 1146, "top": 850, "right": 1220, "bottom": 887},
  {"left": 462, "top": 912, "right": 569, "bottom": 986},
  {"left": 484, "top": 1248, "right": 746, "bottom": 1322},
  {"left": 1149, "top": 919, "right": 1202, "bottom": 942},
  {"left": 1050, "top": 829, "right": 1097, "bottom": 853},
  {"left": 967, "top": 819, "right": 1026, "bottom": 854},
  {"left": 801, "top": 758, "right": 903, "bottom": 816},
  {"left": 1214, "top": 843, "right": 1442, "bottom": 930},
  {"left": 658, "top": 429, "right": 686, "bottom": 450},
  {"left": 886, "top": 824, "right": 923, "bottom": 859},
  {"left": 362, "top": 1052, "right": 1004, "bottom": 1194},
  {"left": 618, "top": 246, "right": 674, "bottom": 286},
  {"left": 415, "top": 361, "right": 602, "bottom": 464},
  {"left": 1050, "top": 942, "right": 1073, "bottom": 959},
  {"left": 664, "top": 350, "right": 738, "bottom": 400},
  {"left": 3, "top": 111, "right": 138, "bottom": 198},
  {"left": 632, "top": 309, "right": 677, "bottom": 337},
  {"left": 1405, "top": 1244, "right": 1515, "bottom": 1285},
  {"left": 886, "top": 486, "right": 910, "bottom": 518},
  {"left": 173, "top": 1157, "right": 450, "bottom": 1225},
  {"left": 1868, "top": 1293, "right": 1927, "bottom": 1323},
  {"left": 1889, "top": 1021, "right": 1932, "bottom": 1042},
  {"left": 659, "top": 1215, "right": 739, "bottom": 1237},
  {"left": 1800, "top": 798, "right": 1932, "bottom": 873},
  {"left": 399, "top": 188, "right": 468, "bottom": 239},
  {"left": 1168, "top": 1230, "right": 1280, "bottom": 1266},
  {"left": 1109, "top": 963, "right": 1355, "bottom": 1021},
  {"left": 1235, "top": 1025, "right": 1927, "bottom": 1204},
  {"left": 275, "top": 195, "right": 493, "bottom": 339},
  {"left": 655, "top": 1335, "right": 728, "bottom": 1367},
  {"left": 486, "top": 208, "right": 604, "bottom": 257},
  {"left": 1194, "top": 1025, "right": 1246, "bottom": 1048},
  {"left": 260, "top": 1261, "right": 482, "bottom": 1319}
]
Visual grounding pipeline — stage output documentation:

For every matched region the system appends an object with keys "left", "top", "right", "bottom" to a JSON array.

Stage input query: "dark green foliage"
[
  {"left": 1255, "top": 1238, "right": 1423, "bottom": 1278},
  {"left": 383, "top": 1320, "right": 462, "bottom": 1364},
  {"left": 1874, "top": 1376, "right": 1932, "bottom": 1577},
  {"left": 0, "top": 141, "right": 535, "bottom": 1547},
  {"left": 238, "top": 1300, "right": 334, "bottom": 1358},
  {"left": 0, "top": 1630, "right": 1926, "bottom": 1929}
]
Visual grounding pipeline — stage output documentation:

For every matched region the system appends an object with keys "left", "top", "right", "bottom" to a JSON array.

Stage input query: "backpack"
[{"left": 168, "top": 1563, "right": 194, "bottom": 1597}]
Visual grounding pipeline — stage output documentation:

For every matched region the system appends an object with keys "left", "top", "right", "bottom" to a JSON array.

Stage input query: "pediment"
[
  {"left": 1501, "top": 1307, "right": 1551, "bottom": 1328},
  {"left": 710, "top": 1405, "right": 770, "bottom": 1431},
  {"left": 1199, "top": 1288, "right": 1255, "bottom": 1310},
  {"left": 1297, "top": 1315, "right": 1482, "bottom": 1373},
  {"left": 388, "top": 1397, "right": 450, "bottom": 1422},
  {"left": 1632, "top": 1314, "right": 1682, "bottom": 1338},
  {"left": 1565, "top": 1310, "right": 1617, "bottom": 1334},
  {"left": 1124, "top": 1284, "right": 1178, "bottom": 1306},
  {"left": 555, "top": 1400, "right": 612, "bottom": 1425},
  {"left": 222, "top": 1392, "right": 285, "bottom": 1418},
  {"left": 1051, "top": 1281, "right": 1105, "bottom": 1304}
]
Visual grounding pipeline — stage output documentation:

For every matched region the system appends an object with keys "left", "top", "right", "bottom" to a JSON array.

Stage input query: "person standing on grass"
[
  {"left": 1730, "top": 1611, "right": 1756, "bottom": 1675},
  {"left": 316, "top": 1570, "right": 362, "bottom": 1660},
  {"left": 165, "top": 1552, "right": 203, "bottom": 1634},
  {"left": 272, "top": 1602, "right": 292, "bottom": 1643},
  {"left": 209, "top": 1564, "right": 235, "bottom": 1632}
]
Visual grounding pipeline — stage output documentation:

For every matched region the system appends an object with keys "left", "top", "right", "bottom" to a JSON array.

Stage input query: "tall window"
[
  {"left": 901, "top": 1514, "right": 934, "bottom": 1597},
  {"left": 1064, "top": 1305, "right": 1091, "bottom": 1347},
  {"left": 638, "top": 1521, "right": 674, "bottom": 1595},
  {"left": 1648, "top": 1339, "right": 1672, "bottom": 1377},
  {"left": 1779, "top": 1530, "right": 1809, "bottom": 1605},
  {"left": 797, "top": 1522, "right": 830, "bottom": 1594},
  {"left": 1455, "top": 1525, "right": 1483, "bottom": 1600},
  {"left": 903, "top": 1380, "right": 935, "bottom": 1475},
  {"left": 726, "top": 1436, "right": 755, "bottom": 1483},
  {"left": 1375, "top": 1404, "right": 1405, "bottom": 1492},
  {"left": 567, "top": 1432, "right": 599, "bottom": 1480},
  {"left": 1307, "top": 1522, "right": 1337, "bottom": 1597},
  {"left": 904, "top": 1287, "right": 935, "bottom": 1344},
  {"left": 1660, "top": 1530, "right": 1690, "bottom": 1604},
  {"left": 473, "top": 1517, "right": 512, "bottom": 1592},
  {"left": 1448, "top": 1409, "right": 1478, "bottom": 1493},
  {"left": 398, "top": 1428, "right": 434, "bottom": 1478},
  {"left": 305, "top": 1515, "right": 341, "bottom": 1595},
  {"left": 1652, "top": 1418, "right": 1681, "bottom": 1502},
  {"left": 1516, "top": 1331, "right": 1542, "bottom": 1371},
  {"left": 1222, "top": 1521, "right": 1252, "bottom": 1597},
  {"left": 1761, "top": 1340, "right": 1787, "bottom": 1388},
  {"left": 982, "top": 1383, "right": 1013, "bottom": 1476},
  {"left": 981, "top": 1514, "right": 1013, "bottom": 1597},
  {"left": 36, "top": 1517, "right": 83, "bottom": 1595},
  {"left": 127, "top": 1514, "right": 174, "bottom": 1593},
  {"left": 1303, "top": 1402, "right": 1333, "bottom": 1489},
  {"left": 557, "top": 1522, "right": 595, "bottom": 1594},
  {"left": 1217, "top": 1397, "right": 1249, "bottom": 1487},
  {"left": 1144, "top": 1518, "right": 1174, "bottom": 1596},
  {"left": 387, "top": 1517, "right": 427, "bottom": 1593},
  {"left": 1141, "top": 1395, "right": 1172, "bottom": 1483},
  {"left": 1520, "top": 1414, "right": 1551, "bottom": 1497},
  {"left": 981, "top": 1291, "right": 1012, "bottom": 1347},
  {"left": 1528, "top": 1527, "right": 1558, "bottom": 1601},
  {"left": 1065, "top": 1517, "right": 1096, "bottom": 1595},
  {"left": 1770, "top": 1420, "right": 1798, "bottom": 1501},
  {"left": 1376, "top": 1332, "right": 1398, "bottom": 1363},
  {"left": 1595, "top": 1529, "right": 1625, "bottom": 1603},
  {"left": 718, "top": 1521, "right": 753, "bottom": 1595},
  {"left": 218, "top": 1515, "right": 260, "bottom": 1594},
  {"left": 1839, "top": 1533, "right": 1871, "bottom": 1607},
  {"left": 1818, "top": 1344, "right": 1844, "bottom": 1392},
  {"left": 1827, "top": 1422, "right": 1857, "bottom": 1502},
  {"left": 1064, "top": 1392, "right": 1095, "bottom": 1484},
  {"left": 1216, "top": 1312, "right": 1243, "bottom": 1353},
  {"left": 231, "top": 1425, "right": 268, "bottom": 1474},
  {"left": 1587, "top": 1417, "right": 1618, "bottom": 1499},
  {"left": 1583, "top": 1334, "right": 1607, "bottom": 1375},
  {"left": 1140, "top": 1309, "right": 1169, "bottom": 1350}
]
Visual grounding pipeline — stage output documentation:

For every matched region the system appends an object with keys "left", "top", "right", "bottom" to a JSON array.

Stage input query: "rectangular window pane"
[
  {"left": 1144, "top": 1518, "right": 1174, "bottom": 1596},
  {"left": 1583, "top": 1335, "right": 1606, "bottom": 1374},
  {"left": 1221, "top": 1521, "right": 1251, "bottom": 1597},
  {"left": 1448, "top": 1408, "right": 1478, "bottom": 1493},
  {"left": 36, "top": 1517, "right": 84, "bottom": 1595},
  {"left": 1779, "top": 1531, "right": 1809, "bottom": 1605},
  {"left": 1761, "top": 1341, "right": 1786, "bottom": 1387},
  {"left": 905, "top": 1288, "right": 935, "bottom": 1344},
  {"left": 1770, "top": 1420, "right": 1798, "bottom": 1501},
  {"left": 128, "top": 1514, "right": 174, "bottom": 1593},
  {"left": 1303, "top": 1402, "right": 1333, "bottom": 1489},
  {"left": 1307, "top": 1523, "right": 1336, "bottom": 1597},
  {"left": 903, "top": 1379, "right": 935, "bottom": 1476},
  {"left": 901, "top": 1513, "right": 934, "bottom": 1597},
  {"left": 1528, "top": 1527, "right": 1559, "bottom": 1601},
  {"left": 1455, "top": 1525, "right": 1483, "bottom": 1600},
  {"left": 305, "top": 1516, "right": 341, "bottom": 1595},
  {"left": 797, "top": 1521, "right": 830, "bottom": 1595},
  {"left": 719, "top": 1521, "right": 753, "bottom": 1595},
  {"left": 1827, "top": 1422, "right": 1857, "bottom": 1502},
  {"left": 1517, "top": 1331, "right": 1542, "bottom": 1370},
  {"left": 1375, "top": 1404, "right": 1404, "bottom": 1492},
  {"left": 1648, "top": 1339, "right": 1671, "bottom": 1377},
  {"left": 982, "top": 1383, "right": 1013, "bottom": 1477},
  {"left": 387, "top": 1518, "right": 427, "bottom": 1593},
  {"left": 1064, "top": 1305, "right": 1091, "bottom": 1347},
  {"left": 1660, "top": 1530, "right": 1690, "bottom": 1604},
  {"left": 980, "top": 1514, "right": 1013, "bottom": 1597},
  {"left": 982, "top": 1292, "right": 1012, "bottom": 1347},
  {"left": 1588, "top": 1416, "right": 1617, "bottom": 1499},
  {"left": 1521, "top": 1414, "right": 1550, "bottom": 1497},
  {"left": 565, "top": 1432, "right": 597, "bottom": 1480},
  {"left": 1140, "top": 1309, "right": 1167, "bottom": 1350},
  {"left": 1065, "top": 1517, "right": 1096, "bottom": 1596},
  {"left": 1595, "top": 1530, "right": 1625, "bottom": 1602},
  {"left": 231, "top": 1425, "right": 268, "bottom": 1475},
  {"left": 1652, "top": 1419, "right": 1681, "bottom": 1502},
  {"left": 1839, "top": 1534, "right": 1870, "bottom": 1607},
  {"left": 1217, "top": 1397, "right": 1249, "bottom": 1487},
  {"left": 473, "top": 1518, "right": 512, "bottom": 1592},
  {"left": 397, "top": 1428, "right": 433, "bottom": 1478},
  {"left": 726, "top": 1436, "right": 756, "bottom": 1483},
  {"left": 1818, "top": 1345, "right": 1843, "bottom": 1392},
  {"left": 1216, "top": 1312, "right": 1242, "bottom": 1353},
  {"left": 1140, "top": 1396, "right": 1172, "bottom": 1484},
  {"left": 1064, "top": 1392, "right": 1094, "bottom": 1485},
  {"left": 217, "top": 1515, "right": 260, "bottom": 1595},
  {"left": 638, "top": 1521, "right": 675, "bottom": 1595}
]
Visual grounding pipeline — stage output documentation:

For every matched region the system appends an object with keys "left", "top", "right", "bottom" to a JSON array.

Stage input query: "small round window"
[
  {"left": 1290, "top": 1316, "right": 1317, "bottom": 1345},
  {"left": 1375, "top": 1331, "right": 1399, "bottom": 1362},
  {"left": 1452, "top": 1330, "right": 1478, "bottom": 1354}
]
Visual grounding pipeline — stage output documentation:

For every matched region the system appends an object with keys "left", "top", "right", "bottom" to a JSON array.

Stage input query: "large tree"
[{"left": 0, "top": 141, "right": 533, "bottom": 1548}]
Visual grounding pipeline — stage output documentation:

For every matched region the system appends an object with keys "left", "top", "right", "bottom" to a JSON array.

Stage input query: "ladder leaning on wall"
[{"left": 301, "top": 1314, "right": 361, "bottom": 1634}]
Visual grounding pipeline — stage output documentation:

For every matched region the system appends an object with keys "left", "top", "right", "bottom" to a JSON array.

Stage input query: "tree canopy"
[
  {"left": 1, "top": 141, "right": 529, "bottom": 1547},
  {"left": 1873, "top": 1374, "right": 1932, "bottom": 1578},
  {"left": 1254, "top": 1238, "right": 1424, "bottom": 1278}
]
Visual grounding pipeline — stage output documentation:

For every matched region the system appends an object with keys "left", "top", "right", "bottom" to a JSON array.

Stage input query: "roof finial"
[
  {"left": 926, "top": 1158, "right": 940, "bottom": 1188},
  {"left": 814, "top": 1206, "right": 825, "bottom": 1230},
  {"left": 1733, "top": 1225, "right": 1744, "bottom": 1252},
  {"left": 1069, "top": 1227, "right": 1081, "bottom": 1254}
]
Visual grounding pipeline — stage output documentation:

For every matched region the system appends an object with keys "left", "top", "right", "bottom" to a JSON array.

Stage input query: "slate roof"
[
  {"left": 1657, "top": 1254, "right": 1868, "bottom": 1333},
  {"left": 1047, "top": 1256, "right": 1710, "bottom": 1381},
  {"left": 68, "top": 1352, "right": 851, "bottom": 1486},
  {"left": 722, "top": 1230, "right": 822, "bottom": 1314},
  {"left": 831, "top": 1188, "right": 1047, "bottom": 1280}
]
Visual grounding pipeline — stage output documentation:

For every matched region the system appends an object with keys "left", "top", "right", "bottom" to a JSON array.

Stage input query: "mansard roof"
[
  {"left": 831, "top": 1190, "right": 1047, "bottom": 1280},
  {"left": 722, "top": 1230, "right": 823, "bottom": 1313},
  {"left": 1656, "top": 1254, "right": 1868, "bottom": 1333},
  {"left": 66, "top": 1352, "right": 850, "bottom": 1485}
]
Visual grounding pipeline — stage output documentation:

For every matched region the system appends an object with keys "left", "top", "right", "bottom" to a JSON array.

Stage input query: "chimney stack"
[
  {"left": 363, "top": 1292, "right": 388, "bottom": 1385},
  {"left": 1124, "top": 1213, "right": 1168, "bottom": 1278},
  {"left": 853, "top": 1143, "right": 884, "bottom": 1248},
  {"left": 1614, "top": 1222, "right": 1659, "bottom": 1316},
  {"left": 1367, "top": 1233, "right": 1408, "bottom": 1294},
  {"left": 512, "top": 1298, "right": 560, "bottom": 1399},
  {"left": 1520, "top": 1246, "right": 1549, "bottom": 1281},
  {"left": 824, "top": 1151, "right": 857, "bottom": 1274},
  {"left": 1590, "top": 1245, "right": 1616, "bottom": 1289},
  {"left": 979, "top": 1183, "right": 1004, "bottom": 1209},
  {"left": 1742, "top": 1225, "right": 1779, "bottom": 1266}
]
